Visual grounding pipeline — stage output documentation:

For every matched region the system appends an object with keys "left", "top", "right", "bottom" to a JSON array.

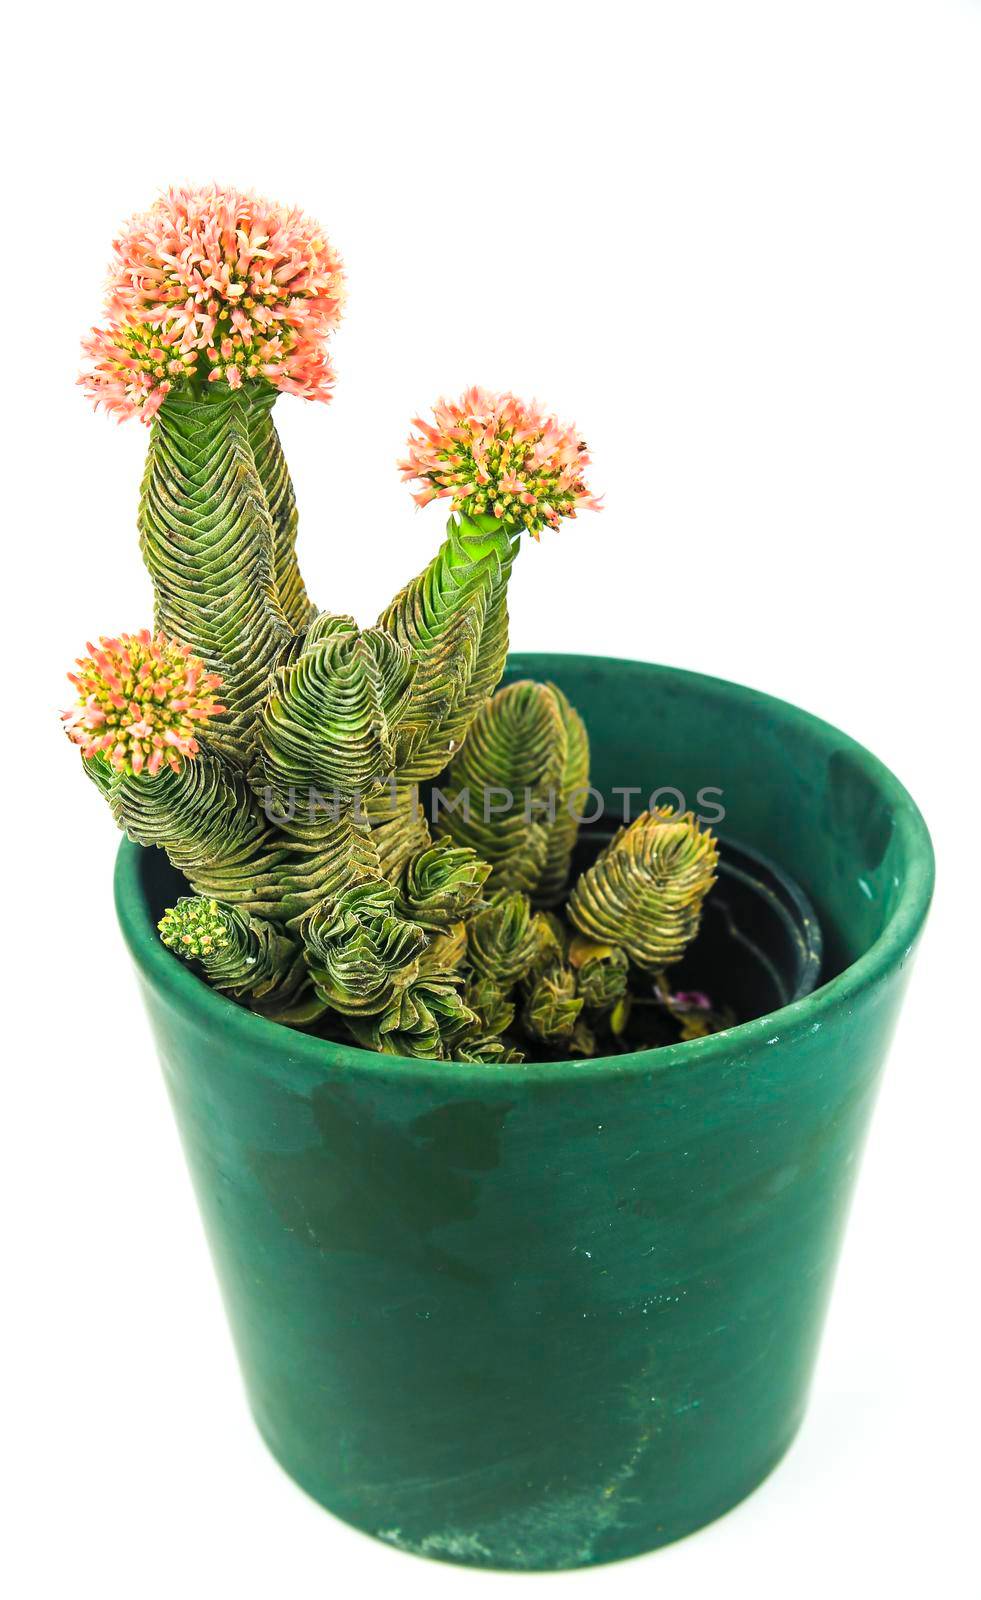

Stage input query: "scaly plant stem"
[
  {"left": 248, "top": 387, "right": 317, "bottom": 632},
  {"left": 379, "top": 512, "right": 521, "bottom": 781},
  {"left": 139, "top": 386, "right": 291, "bottom": 765},
  {"left": 107, "top": 750, "right": 289, "bottom": 921}
]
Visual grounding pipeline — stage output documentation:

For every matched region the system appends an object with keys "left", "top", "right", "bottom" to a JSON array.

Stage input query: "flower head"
[
  {"left": 159, "top": 898, "right": 231, "bottom": 961},
  {"left": 63, "top": 630, "right": 225, "bottom": 776},
  {"left": 399, "top": 386, "right": 601, "bottom": 538},
  {"left": 80, "top": 185, "right": 345, "bottom": 422}
]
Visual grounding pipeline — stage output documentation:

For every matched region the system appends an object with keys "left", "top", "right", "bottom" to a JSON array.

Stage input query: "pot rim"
[{"left": 115, "top": 653, "right": 934, "bottom": 1083}]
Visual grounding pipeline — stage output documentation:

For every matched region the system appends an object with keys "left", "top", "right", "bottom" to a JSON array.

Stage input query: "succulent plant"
[
  {"left": 67, "top": 184, "right": 722, "bottom": 1062},
  {"left": 567, "top": 809, "right": 720, "bottom": 971}
]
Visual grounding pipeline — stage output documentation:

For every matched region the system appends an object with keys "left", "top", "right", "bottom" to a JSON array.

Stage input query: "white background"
[{"left": 5, "top": 1, "right": 979, "bottom": 1595}]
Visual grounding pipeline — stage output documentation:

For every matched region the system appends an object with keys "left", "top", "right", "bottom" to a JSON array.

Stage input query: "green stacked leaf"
[
  {"left": 361, "top": 783, "right": 433, "bottom": 886},
  {"left": 139, "top": 388, "right": 290, "bottom": 765},
  {"left": 378, "top": 512, "right": 520, "bottom": 781},
  {"left": 247, "top": 388, "right": 317, "bottom": 632},
  {"left": 346, "top": 973, "right": 478, "bottom": 1058},
  {"left": 401, "top": 840, "right": 491, "bottom": 930},
  {"left": 433, "top": 680, "right": 588, "bottom": 902},
  {"left": 521, "top": 962, "right": 583, "bottom": 1049},
  {"left": 567, "top": 810, "right": 719, "bottom": 972},
  {"left": 568, "top": 935, "right": 630, "bottom": 1014},
  {"left": 463, "top": 975, "right": 516, "bottom": 1038},
  {"left": 106, "top": 749, "right": 289, "bottom": 920},
  {"left": 537, "top": 686, "right": 590, "bottom": 905},
  {"left": 253, "top": 612, "right": 416, "bottom": 921},
  {"left": 466, "top": 892, "right": 545, "bottom": 987},
  {"left": 159, "top": 895, "right": 317, "bottom": 1022},
  {"left": 451, "top": 891, "right": 549, "bottom": 1054},
  {"left": 417, "top": 921, "right": 469, "bottom": 975},
  {"left": 446, "top": 1032, "right": 525, "bottom": 1065},
  {"left": 255, "top": 612, "right": 415, "bottom": 801},
  {"left": 303, "top": 881, "right": 427, "bottom": 1016}
]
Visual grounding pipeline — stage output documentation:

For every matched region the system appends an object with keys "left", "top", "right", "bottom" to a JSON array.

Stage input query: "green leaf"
[
  {"left": 139, "top": 389, "right": 290, "bottom": 765},
  {"left": 247, "top": 388, "right": 317, "bottom": 632},
  {"left": 401, "top": 840, "right": 491, "bottom": 930},
  {"left": 378, "top": 513, "right": 520, "bottom": 782},
  {"left": 255, "top": 613, "right": 416, "bottom": 802},
  {"left": 303, "top": 881, "right": 426, "bottom": 1016},
  {"left": 159, "top": 895, "right": 316, "bottom": 1022},
  {"left": 567, "top": 811, "right": 719, "bottom": 972}
]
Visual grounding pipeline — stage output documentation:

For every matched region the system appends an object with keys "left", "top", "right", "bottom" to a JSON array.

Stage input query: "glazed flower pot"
[{"left": 115, "top": 653, "right": 933, "bottom": 1571}]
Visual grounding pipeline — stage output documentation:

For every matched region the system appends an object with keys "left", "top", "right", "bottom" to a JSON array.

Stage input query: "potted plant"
[{"left": 69, "top": 185, "right": 933, "bottom": 1571}]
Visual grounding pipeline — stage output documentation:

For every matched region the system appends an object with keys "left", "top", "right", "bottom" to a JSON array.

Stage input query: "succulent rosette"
[{"left": 80, "top": 185, "right": 344, "bottom": 421}]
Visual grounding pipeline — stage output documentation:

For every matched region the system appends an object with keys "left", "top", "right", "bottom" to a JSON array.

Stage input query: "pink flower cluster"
[
  {"left": 399, "top": 387, "right": 601, "bottom": 538},
  {"left": 64, "top": 630, "right": 225, "bottom": 776},
  {"left": 80, "top": 185, "right": 344, "bottom": 422}
]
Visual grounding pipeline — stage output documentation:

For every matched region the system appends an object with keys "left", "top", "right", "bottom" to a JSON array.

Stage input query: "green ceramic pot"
[{"left": 115, "top": 655, "right": 933, "bottom": 1571}]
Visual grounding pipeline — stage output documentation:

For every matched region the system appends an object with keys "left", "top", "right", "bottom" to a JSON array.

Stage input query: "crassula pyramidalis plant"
[{"left": 66, "top": 183, "right": 722, "bottom": 1061}]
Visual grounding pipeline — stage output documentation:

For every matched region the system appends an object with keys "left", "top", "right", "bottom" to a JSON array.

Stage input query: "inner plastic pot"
[{"left": 115, "top": 654, "right": 934, "bottom": 1572}]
